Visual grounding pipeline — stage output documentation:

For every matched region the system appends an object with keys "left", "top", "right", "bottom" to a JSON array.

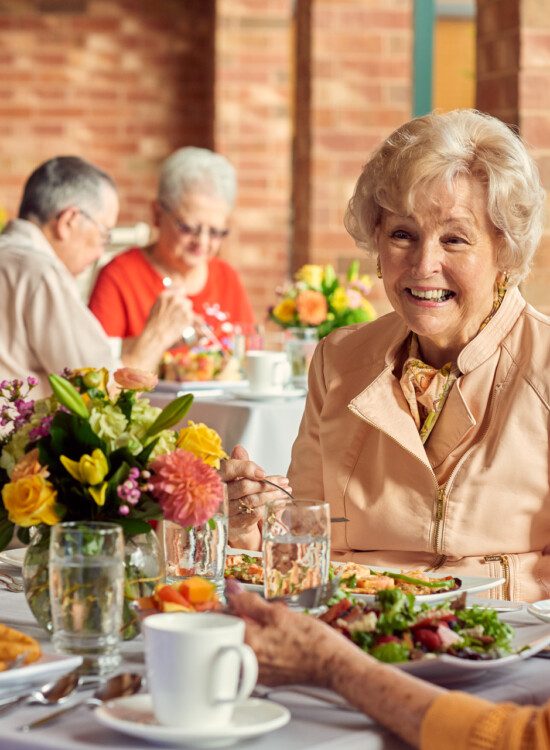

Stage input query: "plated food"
[
  {"left": 225, "top": 554, "right": 264, "bottom": 585},
  {"left": 134, "top": 576, "right": 221, "bottom": 615},
  {"left": 332, "top": 562, "right": 459, "bottom": 597},
  {"left": 321, "top": 590, "right": 514, "bottom": 664},
  {"left": 0, "top": 623, "right": 41, "bottom": 672}
]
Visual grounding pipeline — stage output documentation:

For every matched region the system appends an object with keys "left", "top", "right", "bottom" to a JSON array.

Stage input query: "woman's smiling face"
[{"left": 375, "top": 176, "right": 504, "bottom": 366}]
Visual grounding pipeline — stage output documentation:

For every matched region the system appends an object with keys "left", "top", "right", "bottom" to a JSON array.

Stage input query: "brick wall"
[
  {"left": 215, "top": 0, "right": 413, "bottom": 321},
  {"left": 214, "top": 0, "right": 294, "bottom": 319},
  {"left": 0, "top": 0, "right": 215, "bottom": 223},
  {"left": 477, "top": 0, "right": 550, "bottom": 313}
]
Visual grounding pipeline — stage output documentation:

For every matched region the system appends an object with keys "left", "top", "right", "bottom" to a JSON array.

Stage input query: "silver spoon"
[
  {"left": 18, "top": 672, "right": 142, "bottom": 731},
  {"left": 0, "top": 668, "right": 80, "bottom": 716}
]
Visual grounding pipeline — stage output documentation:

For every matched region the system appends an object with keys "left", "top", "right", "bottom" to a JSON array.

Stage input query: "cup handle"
[
  {"left": 213, "top": 644, "right": 258, "bottom": 704},
  {"left": 273, "top": 359, "right": 290, "bottom": 387}
]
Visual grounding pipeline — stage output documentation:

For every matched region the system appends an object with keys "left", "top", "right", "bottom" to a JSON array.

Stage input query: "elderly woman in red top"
[{"left": 89, "top": 147, "right": 255, "bottom": 365}]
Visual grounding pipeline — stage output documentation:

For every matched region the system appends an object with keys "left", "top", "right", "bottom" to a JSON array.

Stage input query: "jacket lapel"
[{"left": 348, "top": 365, "right": 432, "bottom": 471}]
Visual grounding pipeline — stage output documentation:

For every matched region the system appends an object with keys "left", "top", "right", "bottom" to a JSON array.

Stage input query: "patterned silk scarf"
[{"left": 399, "top": 282, "right": 507, "bottom": 444}]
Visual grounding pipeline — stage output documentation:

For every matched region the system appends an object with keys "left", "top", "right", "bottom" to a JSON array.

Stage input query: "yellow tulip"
[
  {"left": 330, "top": 287, "right": 349, "bottom": 313},
  {"left": 176, "top": 421, "right": 228, "bottom": 469},
  {"left": 60, "top": 449, "right": 109, "bottom": 485},
  {"left": 2, "top": 475, "right": 59, "bottom": 527},
  {"left": 295, "top": 264, "right": 324, "bottom": 289},
  {"left": 89, "top": 482, "right": 108, "bottom": 507}
]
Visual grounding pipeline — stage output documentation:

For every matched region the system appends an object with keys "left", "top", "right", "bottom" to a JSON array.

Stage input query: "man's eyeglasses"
[
  {"left": 78, "top": 208, "right": 112, "bottom": 245},
  {"left": 160, "top": 202, "right": 229, "bottom": 242}
]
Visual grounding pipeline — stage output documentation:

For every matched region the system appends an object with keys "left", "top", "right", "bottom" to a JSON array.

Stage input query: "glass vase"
[
  {"left": 284, "top": 327, "right": 319, "bottom": 388},
  {"left": 162, "top": 496, "right": 228, "bottom": 597},
  {"left": 22, "top": 525, "right": 163, "bottom": 640}
]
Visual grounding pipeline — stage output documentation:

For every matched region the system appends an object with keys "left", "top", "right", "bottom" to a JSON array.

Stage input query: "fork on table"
[{"left": 0, "top": 572, "right": 24, "bottom": 592}]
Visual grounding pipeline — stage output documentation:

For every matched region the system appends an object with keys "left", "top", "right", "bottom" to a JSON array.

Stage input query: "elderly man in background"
[{"left": 0, "top": 156, "right": 193, "bottom": 396}]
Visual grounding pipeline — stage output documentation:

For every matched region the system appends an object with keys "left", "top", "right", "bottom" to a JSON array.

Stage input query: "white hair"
[
  {"left": 344, "top": 109, "right": 546, "bottom": 285},
  {"left": 157, "top": 147, "right": 237, "bottom": 210}
]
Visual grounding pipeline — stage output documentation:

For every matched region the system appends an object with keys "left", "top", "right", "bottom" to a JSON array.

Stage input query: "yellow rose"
[
  {"left": 295, "top": 264, "right": 324, "bottom": 289},
  {"left": 60, "top": 449, "right": 109, "bottom": 485},
  {"left": 2, "top": 475, "right": 59, "bottom": 527},
  {"left": 176, "top": 421, "right": 228, "bottom": 469},
  {"left": 272, "top": 298, "right": 296, "bottom": 324},
  {"left": 330, "top": 287, "right": 349, "bottom": 313}
]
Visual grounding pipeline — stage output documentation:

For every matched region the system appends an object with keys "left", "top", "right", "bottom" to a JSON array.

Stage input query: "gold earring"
[{"left": 376, "top": 256, "right": 382, "bottom": 279}]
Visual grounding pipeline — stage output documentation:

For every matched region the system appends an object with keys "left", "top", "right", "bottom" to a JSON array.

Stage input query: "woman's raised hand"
[
  {"left": 221, "top": 445, "right": 292, "bottom": 550},
  {"left": 144, "top": 284, "right": 194, "bottom": 350}
]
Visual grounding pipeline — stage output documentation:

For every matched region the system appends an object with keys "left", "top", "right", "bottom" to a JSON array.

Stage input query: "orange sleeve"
[{"left": 422, "top": 692, "right": 550, "bottom": 750}]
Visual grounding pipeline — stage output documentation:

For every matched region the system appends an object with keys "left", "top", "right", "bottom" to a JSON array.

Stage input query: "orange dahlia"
[
  {"left": 296, "top": 290, "right": 328, "bottom": 326},
  {"left": 149, "top": 449, "right": 223, "bottom": 527}
]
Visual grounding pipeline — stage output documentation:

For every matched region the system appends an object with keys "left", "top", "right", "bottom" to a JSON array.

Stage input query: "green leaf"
[
  {"left": 137, "top": 437, "right": 160, "bottom": 464},
  {"left": 144, "top": 394, "right": 194, "bottom": 438},
  {"left": 16, "top": 526, "right": 31, "bottom": 546},
  {"left": 370, "top": 641, "right": 410, "bottom": 663},
  {"left": 117, "top": 517, "right": 153, "bottom": 538},
  {"left": 116, "top": 390, "right": 135, "bottom": 422},
  {"left": 0, "top": 516, "right": 14, "bottom": 552},
  {"left": 207, "top": 517, "right": 216, "bottom": 530},
  {"left": 48, "top": 374, "right": 89, "bottom": 418}
]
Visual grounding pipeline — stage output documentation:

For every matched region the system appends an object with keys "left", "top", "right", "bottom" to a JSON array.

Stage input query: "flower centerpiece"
[
  {"left": 269, "top": 261, "right": 377, "bottom": 338},
  {"left": 0, "top": 368, "right": 228, "bottom": 635},
  {"left": 269, "top": 261, "right": 377, "bottom": 386}
]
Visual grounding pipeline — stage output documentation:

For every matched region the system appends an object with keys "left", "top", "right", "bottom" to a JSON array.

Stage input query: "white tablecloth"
[
  {"left": 1, "top": 582, "right": 550, "bottom": 750},
  {"left": 149, "top": 391, "right": 306, "bottom": 476}
]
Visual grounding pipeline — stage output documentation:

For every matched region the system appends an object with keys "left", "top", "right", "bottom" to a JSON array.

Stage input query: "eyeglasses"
[
  {"left": 78, "top": 208, "right": 112, "bottom": 245},
  {"left": 160, "top": 202, "right": 229, "bottom": 242}
]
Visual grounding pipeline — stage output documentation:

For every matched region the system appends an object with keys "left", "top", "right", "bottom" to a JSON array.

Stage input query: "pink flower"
[
  {"left": 114, "top": 368, "right": 158, "bottom": 391},
  {"left": 149, "top": 449, "right": 223, "bottom": 527}
]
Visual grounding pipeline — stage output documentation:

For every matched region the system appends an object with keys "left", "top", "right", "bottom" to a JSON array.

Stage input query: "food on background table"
[
  {"left": 159, "top": 349, "right": 242, "bottom": 383},
  {"left": 0, "top": 623, "right": 41, "bottom": 670},
  {"left": 135, "top": 576, "right": 221, "bottom": 615},
  {"left": 321, "top": 589, "right": 514, "bottom": 663}
]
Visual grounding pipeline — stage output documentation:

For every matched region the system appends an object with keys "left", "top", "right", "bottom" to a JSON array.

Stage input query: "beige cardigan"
[{"left": 288, "top": 287, "right": 550, "bottom": 602}]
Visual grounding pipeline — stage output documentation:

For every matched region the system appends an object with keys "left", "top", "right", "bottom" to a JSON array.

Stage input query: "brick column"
[{"left": 477, "top": 0, "right": 550, "bottom": 313}]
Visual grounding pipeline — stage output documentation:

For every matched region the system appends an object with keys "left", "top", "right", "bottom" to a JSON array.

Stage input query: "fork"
[
  {"left": 0, "top": 572, "right": 24, "bottom": 593},
  {"left": 260, "top": 479, "right": 349, "bottom": 523}
]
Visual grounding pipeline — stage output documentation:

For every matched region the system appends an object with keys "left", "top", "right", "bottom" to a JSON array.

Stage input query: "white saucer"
[
  {"left": 230, "top": 387, "right": 306, "bottom": 401},
  {"left": 95, "top": 694, "right": 290, "bottom": 747},
  {"left": 528, "top": 600, "right": 550, "bottom": 623}
]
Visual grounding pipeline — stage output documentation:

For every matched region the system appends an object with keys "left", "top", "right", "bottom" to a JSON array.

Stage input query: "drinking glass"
[
  {"left": 262, "top": 498, "right": 330, "bottom": 607},
  {"left": 162, "top": 495, "right": 228, "bottom": 597},
  {"left": 49, "top": 522, "right": 124, "bottom": 675}
]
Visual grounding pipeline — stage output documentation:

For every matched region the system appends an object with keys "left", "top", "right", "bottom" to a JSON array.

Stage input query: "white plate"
[
  {"left": 398, "top": 609, "right": 550, "bottom": 680},
  {"left": 0, "top": 653, "right": 82, "bottom": 692},
  {"left": 527, "top": 599, "right": 550, "bottom": 623},
  {"left": 95, "top": 694, "right": 290, "bottom": 747},
  {"left": 155, "top": 379, "right": 248, "bottom": 394},
  {"left": 229, "top": 387, "right": 306, "bottom": 401},
  {"left": 340, "top": 569, "right": 506, "bottom": 605},
  {"left": 0, "top": 548, "right": 25, "bottom": 568}
]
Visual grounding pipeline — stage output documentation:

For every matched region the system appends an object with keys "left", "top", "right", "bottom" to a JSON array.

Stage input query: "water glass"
[
  {"left": 162, "top": 496, "right": 228, "bottom": 596},
  {"left": 262, "top": 498, "right": 330, "bottom": 607},
  {"left": 49, "top": 522, "right": 124, "bottom": 675}
]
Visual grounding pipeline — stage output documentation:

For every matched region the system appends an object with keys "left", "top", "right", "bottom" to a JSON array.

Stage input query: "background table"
[
  {"left": 150, "top": 391, "right": 306, "bottom": 475},
  {"left": 1, "top": 581, "right": 550, "bottom": 750}
]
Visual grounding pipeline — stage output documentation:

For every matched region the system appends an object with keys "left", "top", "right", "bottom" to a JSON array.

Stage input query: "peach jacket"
[{"left": 288, "top": 287, "right": 550, "bottom": 602}]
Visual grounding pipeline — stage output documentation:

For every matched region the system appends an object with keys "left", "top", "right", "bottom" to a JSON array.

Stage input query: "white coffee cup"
[
  {"left": 245, "top": 350, "right": 290, "bottom": 392},
  {"left": 143, "top": 612, "right": 258, "bottom": 729}
]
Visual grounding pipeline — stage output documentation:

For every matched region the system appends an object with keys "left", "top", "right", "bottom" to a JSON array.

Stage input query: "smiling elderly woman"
[{"left": 223, "top": 109, "right": 550, "bottom": 602}]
